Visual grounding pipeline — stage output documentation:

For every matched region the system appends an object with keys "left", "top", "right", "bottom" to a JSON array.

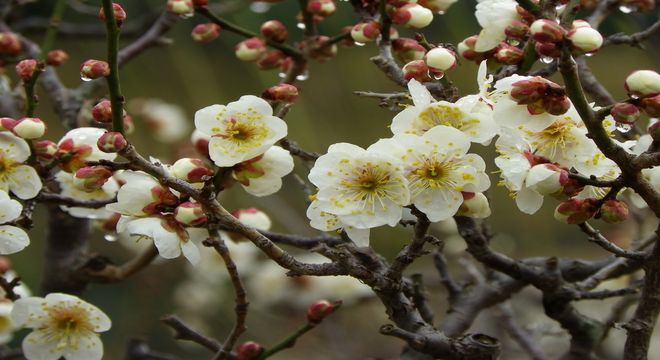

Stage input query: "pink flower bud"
[
  {"left": 46, "top": 49, "right": 69, "bottom": 66},
  {"left": 191, "top": 130, "right": 210, "bottom": 157},
  {"left": 510, "top": 77, "right": 549, "bottom": 105},
  {"left": 256, "top": 50, "right": 285, "bottom": 70},
  {"left": 0, "top": 32, "right": 22, "bottom": 56},
  {"left": 73, "top": 166, "right": 113, "bottom": 192},
  {"left": 567, "top": 26, "right": 603, "bottom": 53},
  {"left": 174, "top": 202, "right": 207, "bottom": 226},
  {"left": 610, "top": 102, "right": 641, "bottom": 124},
  {"left": 97, "top": 131, "right": 127, "bottom": 153},
  {"left": 648, "top": 121, "right": 660, "bottom": 141},
  {"left": 306, "top": 0, "right": 336, "bottom": 17},
  {"left": 99, "top": 3, "right": 127, "bottom": 26},
  {"left": 402, "top": 60, "right": 432, "bottom": 82},
  {"left": 530, "top": 19, "right": 565, "bottom": 43},
  {"left": 260, "top": 20, "right": 288, "bottom": 43},
  {"left": 262, "top": 83, "right": 298, "bottom": 103},
  {"left": 542, "top": 94, "right": 570, "bottom": 115},
  {"left": 391, "top": 4, "right": 434, "bottom": 29},
  {"left": 625, "top": 70, "right": 660, "bottom": 97},
  {"left": 307, "top": 300, "right": 341, "bottom": 323},
  {"left": 171, "top": 158, "right": 214, "bottom": 183},
  {"left": 392, "top": 38, "right": 425, "bottom": 63},
  {"left": 80, "top": 59, "right": 110, "bottom": 80},
  {"left": 457, "top": 35, "right": 489, "bottom": 63},
  {"left": 457, "top": 192, "right": 491, "bottom": 218},
  {"left": 15, "top": 59, "right": 38, "bottom": 81},
  {"left": 191, "top": 23, "right": 221, "bottom": 43},
  {"left": 350, "top": 21, "right": 382, "bottom": 43},
  {"left": 0, "top": 118, "right": 17, "bottom": 131},
  {"left": 505, "top": 20, "right": 530, "bottom": 40},
  {"left": 554, "top": 198, "right": 598, "bottom": 224},
  {"left": 599, "top": 199, "right": 629, "bottom": 224},
  {"left": 534, "top": 41, "right": 561, "bottom": 58},
  {"left": 34, "top": 140, "right": 58, "bottom": 160},
  {"left": 424, "top": 46, "right": 456, "bottom": 72},
  {"left": 640, "top": 94, "right": 660, "bottom": 117},
  {"left": 235, "top": 37, "right": 266, "bottom": 62},
  {"left": 167, "top": 0, "right": 194, "bottom": 16},
  {"left": 495, "top": 43, "right": 524, "bottom": 64},
  {"left": 13, "top": 117, "right": 46, "bottom": 139},
  {"left": 236, "top": 342, "right": 264, "bottom": 360},
  {"left": 122, "top": 114, "right": 135, "bottom": 134},
  {"left": 92, "top": 100, "right": 124, "bottom": 123}
]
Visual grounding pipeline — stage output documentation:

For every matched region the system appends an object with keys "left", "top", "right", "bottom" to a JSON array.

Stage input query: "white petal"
[
  {"left": 515, "top": 186, "right": 544, "bottom": 214},
  {"left": 8, "top": 165, "right": 41, "bottom": 200},
  {"left": 0, "top": 195, "right": 22, "bottom": 223},
  {"left": 22, "top": 330, "right": 64, "bottom": 360},
  {"left": 60, "top": 332, "right": 104, "bottom": 360},
  {"left": 0, "top": 225, "right": 29, "bottom": 254},
  {"left": 0, "top": 132, "right": 30, "bottom": 163},
  {"left": 231, "top": 95, "right": 273, "bottom": 116},
  {"left": 10, "top": 297, "right": 46, "bottom": 328},
  {"left": 345, "top": 227, "right": 370, "bottom": 247},
  {"left": 193, "top": 104, "right": 227, "bottom": 135},
  {"left": 414, "top": 188, "right": 463, "bottom": 222},
  {"left": 152, "top": 224, "right": 183, "bottom": 259},
  {"left": 408, "top": 79, "right": 433, "bottom": 107},
  {"left": 181, "top": 240, "right": 201, "bottom": 265}
]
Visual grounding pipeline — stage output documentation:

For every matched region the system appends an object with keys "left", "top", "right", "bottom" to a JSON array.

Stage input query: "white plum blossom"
[
  {"left": 55, "top": 172, "right": 119, "bottom": 219},
  {"left": 0, "top": 190, "right": 29, "bottom": 254},
  {"left": 372, "top": 126, "right": 490, "bottom": 221},
  {"left": 232, "top": 145, "right": 294, "bottom": 197},
  {"left": 474, "top": 0, "right": 519, "bottom": 52},
  {"left": 129, "top": 98, "right": 190, "bottom": 143},
  {"left": 0, "top": 302, "right": 17, "bottom": 345},
  {"left": 0, "top": 132, "right": 41, "bottom": 199},
  {"left": 57, "top": 128, "right": 117, "bottom": 173},
  {"left": 306, "top": 199, "right": 370, "bottom": 246},
  {"left": 194, "top": 95, "right": 287, "bottom": 167},
  {"left": 11, "top": 293, "right": 111, "bottom": 360}
]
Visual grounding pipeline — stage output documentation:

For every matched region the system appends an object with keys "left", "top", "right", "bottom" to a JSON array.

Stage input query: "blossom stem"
[
  {"left": 101, "top": 0, "right": 125, "bottom": 135},
  {"left": 518, "top": 39, "right": 537, "bottom": 74},
  {"left": 379, "top": 0, "right": 392, "bottom": 43}
]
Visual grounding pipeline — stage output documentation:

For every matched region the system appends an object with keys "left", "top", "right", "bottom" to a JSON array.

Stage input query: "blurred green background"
[{"left": 4, "top": 0, "right": 660, "bottom": 358}]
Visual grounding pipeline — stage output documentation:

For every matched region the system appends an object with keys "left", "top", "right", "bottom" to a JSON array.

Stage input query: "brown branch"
[
  {"left": 82, "top": 244, "right": 159, "bottom": 283},
  {"left": 496, "top": 302, "right": 548, "bottom": 360},
  {"left": 604, "top": 20, "right": 660, "bottom": 47},
  {"left": 161, "top": 315, "right": 221, "bottom": 353},
  {"left": 578, "top": 223, "right": 648, "bottom": 260},
  {"left": 0, "top": 275, "right": 22, "bottom": 301},
  {"left": 386, "top": 210, "right": 433, "bottom": 282},
  {"left": 37, "top": 192, "right": 115, "bottom": 208}
]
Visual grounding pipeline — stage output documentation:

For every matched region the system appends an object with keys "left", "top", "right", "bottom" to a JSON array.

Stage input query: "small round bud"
[
  {"left": 167, "top": 0, "right": 194, "bottom": 16},
  {"left": 99, "top": 3, "right": 127, "bottom": 26},
  {"left": 567, "top": 27, "right": 603, "bottom": 53},
  {"left": 97, "top": 131, "right": 127, "bottom": 153},
  {"left": 534, "top": 41, "right": 561, "bottom": 58},
  {"left": 15, "top": 59, "right": 38, "bottom": 81},
  {"left": 391, "top": 4, "right": 434, "bottom": 29},
  {"left": 171, "top": 158, "right": 214, "bottom": 183},
  {"left": 46, "top": 49, "right": 69, "bottom": 66},
  {"left": 256, "top": 50, "right": 285, "bottom": 70},
  {"left": 530, "top": 19, "right": 565, "bottom": 43},
  {"left": 235, "top": 37, "right": 266, "bottom": 62},
  {"left": 625, "top": 70, "right": 660, "bottom": 97},
  {"left": 610, "top": 102, "right": 641, "bottom": 124},
  {"left": 495, "top": 43, "right": 524, "bottom": 64},
  {"left": 80, "top": 59, "right": 110, "bottom": 80},
  {"left": 191, "top": 23, "right": 221, "bottom": 43},
  {"left": 306, "top": 0, "right": 336, "bottom": 17},
  {"left": 92, "top": 100, "right": 124, "bottom": 123},
  {"left": 457, "top": 35, "right": 488, "bottom": 63},
  {"left": 457, "top": 192, "right": 491, "bottom": 218},
  {"left": 236, "top": 342, "right": 264, "bottom": 360},
  {"left": 640, "top": 94, "right": 660, "bottom": 117},
  {"left": 260, "top": 20, "right": 288, "bottom": 43},
  {"left": 392, "top": 38, "right": 426, "bottom": 63},
  {"left": 402, "top": 60, "right": 432, "bottom": 82},
  {"left": 191, "top": 130, "right": 210, "bottom": 157},
  {"left": 0, "top": 32, "right": 22, "bottom": 56},
  {"left": 424, "top": 46, "right": 456, "bottom": 72},
  {"left": 515, "top": 5, "right": 535, "bottom": 24},
  {"left": 231, "top": 208, "right": 272, "bottom": 231},
  {"left": 307, "top": 300, "right": 340, "bottom": 323},
  {"left": 554, "top": 198, "right": 598, "bottom": 224},
  {"left": 510, "top": 77, "right": 549, "bottom": 104},
  {"left": 542, "top": 94, "right": 571, "bottom": 115},
  {"left": 34, "top": 140, "right": 58, "bottom": 161},
  {"left": 73, "top": 166, "right": 113, "bottom": 192},
  {"left": 262, "top": 83, "right": 299, "bottom": 103},
  {"left": 12, "top": 117, "right": 46, "bottom": 139},
  {"left": 174, "top": 202, "right": 207, "bottom": 226},
  {"left": 0, "top": 118, "right": 17, "bottom": 131},
  {"left": 599, "top": 199, "right": 629, "bottom": 224},
  {"left": 648, "top": 121, "right": 660, "bottom": 141},
  {"left": 350, "top": 21, "right": 381, "bottom": 43},
  {"left": 504, "top": 20, "right": 530, "bottom": 40}
]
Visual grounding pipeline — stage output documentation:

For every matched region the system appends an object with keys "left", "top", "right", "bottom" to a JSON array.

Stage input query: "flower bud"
[
  {"left": 174, "top": 202, "right": 207, "bottom": 226},
  {"left": 307, "top": 300, "right": 341, "bottom": 323},
  {"left": 235, "top": 37, "right": 266, "bottom": 62},
  {"left": 73, "top": 166, "right": 113, "bottom": 192},
  {"left": 46, "top": 49, "right": 69, "bottom": 66},
  {"left": 13, "top": 117, "right": 46, "bottom": 139},
  {"left": 232, "top": 208, "right": 272, "bottom": 231},
  {"left": 171, "top": 158, "right": 214, "bottom": 183},
  {"left": 625, "top": 70, "right": 660, "bottom": 97},
  {"left": 15, "top": 59, "right": 38, "bottom": 81},
  {"left": 99, "top": 3, "right": 127, "bottom": 26},
  {"left": 34, "top": 140, "right": 58, "bottom": 160},
  {"left": 516, "top": 5, "right": 535, "bottom": 24},
  {"left": 0, "top": 32, "right": 22, "bottom": 56},
  {"left": 122, "top": 114, "right": 135, "bottom": 134},
  {"left": 392, "top": 38, "right": 425, "bottom": 63},
  {"left": 599, "top": 199, "right": 629, "bottom": 224},
  {"left": 350, "top": 21, "right": 381, "bottom": 43},
  {"left": 640, "top": 94, "right": 660, "bottom": 117},
  {"left": 391, "top": 4, "right": 434, "bottom": 29},
  {"left": 530, "top": 19, "right": 565, "bottom": 43},
  {"left": 554, "top": 198, "right": 598, "bottom": 224},
  {"left": 191, "top": 23, "right": 221, "bottom": 43},
  {"left": 307, "top": 0, "right": 336, "bottom": 17},
  {"left": 534, "top": 41, "right": 561, "bottom": 58},
  {"left": 648, "top": 121, "right": 660, "bottom": 141},
  {"left": 526, "top": 163, "right": 568, "bottom": 195},
  {"left": 542, "top": 94, "right": 570, "bottom": 115},
  {"left": 510, "top": 77, "right": 548, "bottom": 104},
  {"left": 256, "top": 50, "right": 285, "bottom": 70},
  {"left": 80, "top": 59, "right": 110, "bottom": 80},
  {"left": 424, "top": 46, "right": 456, "bottom": 72},
  {"left": 572, "top": 20, "right": 591, "bottom": 29},
  {"left": 236, "top": 342, "right": 264, "bottom": 360},
  {"left": 97, "top": 131, "right": 127, "bottom": 153},
  {"left": 495, "top": 43, "right": 524, "bottom": 64},
  {"left": 262, "top": 83, "right": 298, "bottom": 103},
  {"left": 167, "top": 0, "right": 194, "bottom": 16},
  {"left": 457, "top": 192, "right": 491, "bottom": 218},
  {"left": 402, "top": 60, "right": 432, "bottom": 82},
  {"left": 92, "top": 100, "right": 123, "bottom": 123},
  {"left": 338, "top": 26, "right": 356, "bottom": 47},
  {"left": 0, "top": 118, "right": 17, "bottom": 131},
  {"left": 610, "top": 102, "right": 641, "bottom": 124},
  {"left": 567, "top": 26, "right": 602, "bottom": 53},
  {"left": 457, "top": 35, "right": 488, "bottom": 62},
  {"left": 505, "top": 20, "right": 530, "bottom": 40},
  {"left": 260, "top": 20, "right": 288, "bottom": 43},
  {"left": 191, "top": 130, "right": 210, "bottom": 157}
]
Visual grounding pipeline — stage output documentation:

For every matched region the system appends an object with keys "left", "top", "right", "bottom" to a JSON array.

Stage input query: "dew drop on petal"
[
  {"left": 615, "top": 122, "right": 633, "bottom": 133},
  {"left": 585, "top": 53, "right": 594, "bottom": 57},
  {"left": 540, "top": 56, "right": 554, "bottom": 64},
  {"left": 278, "top": 72, "right": 287, "bottom": 79},
  {"left": 619, "top": 5, "right": 634, "bottom": 13},
  {"left": 250, "top": 2, "right": 271, "bottom": 13},
  {"left": 297, "top": 22, "right": 306, "bottom": 30},
  {"left": 354, "top": 41, "right": 366, "bottom": 47}
]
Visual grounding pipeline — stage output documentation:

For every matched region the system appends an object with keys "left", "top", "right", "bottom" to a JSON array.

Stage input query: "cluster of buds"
[
  {"left": 392, "top": 38, "right": 426, "bottom": 63},
  {"left": 617, "top": 70, "right": 660, "bottom": 129},
  {"left": 0, "top": 32, "right": 22, "bottom": 56},
  {"left": 494, "top": 43, "right": 524, "bottom": 65},
  {"left": 402, "top": 59, "right": 431, "bottom": 82},
  {"left": 97, "top": 131, "right": 127, "bottom": 153},
  {"left": 424, "top": 46, "right": 456, "bottom": 77},
  {"left": 530, "top": 19, "right": 565, "bottom": 59},
  {"left": 73, "top": 165, "right": 113, "bottom": 192},
  {"left": 510, "top": 77, "right": 570, "bottom": 115},
  {"left": 80, "top": 59, "right": 110, "bottom": 81},
  {"left": 98, "top": 3, "right": 127, "bottom": 26},
  {"left": 46, "top": 49, "right": 69, "bottom": 66},
  {"left": 167, "top": 0, "right": 194, "bottom": 18},
  {"left": 0, "top": 117, "right": 46, "bottom": 139},
  {"left": 171, "top": 158, "right": 214, "bottom": 183},
  {"left": 262, "top": 83, "right": 299, "bottom": 103},
  {"left": 554, "top": 198, "right": 599, "bottom": 224},
  {"left": 390, "top": 3, "right": 434, "bottom": 29},
  {"left": 34, "top": 140, "right": 58, "bottom": 161},
  {"left": 298, "top": 35, "right": 337, "bottom": 63},
  {"left": 598, "top": 199, "right": 629, "bottom": 224},
  {"left": 174, "top": 201, "right": 207, "bottom": 226},
  {"left": 191, "top": 23, "right": 221, "bottom": 43},
  {"left": 457, "top": 35, "right": 494, "bottom": 63},
  {"left": 15, "top": 59, "right": 39, "bottom": 81},
  {"left": 307, "top": 299, "right": 341, "bottom": 323},
  {"left": 526, "top": 163, "right": 583, "bottom": 198}
]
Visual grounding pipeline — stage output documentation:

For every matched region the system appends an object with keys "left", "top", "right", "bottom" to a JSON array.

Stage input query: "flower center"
[
  {"left": 530, "top": 118, "right": 576, "bottom": 159},
  {"left": 339, "top": 163, "right": 399, "bottom": 209},
  {"left": 418, "top": 104, "right": 465, "bottom": 131},
  {"left": 44, "top": 303, "right": 94, "bottom": 351},
  {"left": 410, "top": 157, "right": 457, "bottom": 193}
]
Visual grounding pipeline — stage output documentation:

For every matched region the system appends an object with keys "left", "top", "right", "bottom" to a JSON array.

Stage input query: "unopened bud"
[
  {"left": 350, "top": 21, "right": 381, "bottom": 43},
  {"left": 34, "top": 140, "right": 58, "bottom": 160},
  {"left": 307, "top": 300, "right": 341, "bottom": 323},
  {"left": 307, "top": 0, "right": 336, "bottom": 17},
  {"left": 174, "top": 202, "right": 207, "bottom": 226},
  {"left": 260, "top": 20, "right": 288, "bottom": 43},
  {"left": 391, "top": 4, "right": 434, "bottom": 29},
  {"left": 80, "top": 59, "right": 110, "bottom": 80},
  {"left": 554, "top": 198, "right": 598, "bottom": 224},
  {"left": 171, "top": 158, "right": 214, "bottom": 183},
  {"left": 402, "top": 60, "right": 432, "bottom": 82},
  {"left": 505, "top": 20, "right": 530, "bottom": 40},
  {"left": 640, "top": 94, "right": 660, "bottom": 117},
  {"left": 167, "top": 0, "right": 194, "bottom": 16},
  {"left": 15, "top": 59, "right": 38, "bottom": 81},
  {"left": 97, "top": 131, "right": 127, "bottom": 153},
  {"left": 567, "top": 26, "right": 603, "bottom": 53},
  {"left": 191, "top": 23, "right": 221, "bottom": 43},
  {"left": 625, "top": 70, "right": 660, "bottom": 97},
  {"left": 339, "top": 26, "right": 356, "bottom": 47},
  {"left": 262, "top": 83, "right": 298, "bottom": 103},
  {"left": 530, "top": 19, "right": 565, "bottom": 43},
  {"left": 510, "top": 77, "right": 548, "bottom": 104},
  {"left": 392, "top": 38, "right": 425, "bottom": 63},
  {"left": 457, "top": 192, "right": 491, "bottom": 218},
  {"left": 232, "top": 208, "right": 272, "bottom": 231},
  {"left": 610, "top": 102, "right": 641, "bottom": 124},
  {"left": 648, "top": 121, "right": 660, "bottom": 141},
  {"left": 235, "top": 37, "right": 266, "bottom": 62},
  {"left": 526, "top": 163, "right": 568, "bottom": 195},
  {"left": 122, "top": 114, "right": 135, "bottom": 134},
  {"left": 542, "top": 94, "right": 570, "bottom": 115},
  {"left": 534, "top": 41, "right": 561, "bottom": 58},
  {"left": 256, "top": 50, "right": 285, "bottom": 70},
  {"left": 191, "top": 130, "right": 210, "bottom": 157},
  {"left": 495, "top": 43, "right": 524, "bottom": 64},
  {"left": 46, "top": 49, "right": 69, "bottom": 66},
  {"left": 424, "top": 46, "right": 456, "bottom": 72},
  {"left": 92, "top": 100, "right": 123, "bottom": 123},
  {"left": 73, "top": 166, "right": 113, "bottom": 192},
  {"left": 457, "top": 35, "right": 488, "bottom": 62},
  {"left": 13, "top": 117, "right": 46, "bottom": 139},
  {"left": 0, "top": 118, "right": 17, "bottom": 131},
  {"left": 99, "top": 3, "right": 127, "bottom": 26},
  {"left": 0, "top": 32, "right": 22, "bottom": 56},
  {"left": 418, "top": 0, "right": 458, "bottom": 13},
  {"left": 599, "top": 199, "right": 629, "bottom": 223},
  {"left": 236, "top": 342, "right": 264, "bottom": 360}
]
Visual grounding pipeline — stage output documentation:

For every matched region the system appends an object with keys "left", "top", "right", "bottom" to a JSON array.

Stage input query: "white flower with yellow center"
[
  {"left": 11, "top": 293, "right": 111, "bottom": 360},
  {"left": 0, "top": 190, "right": 30, "bottom": 254},
  {"left": 232, "top": 146, "right": 294, "bottom": 197},
  {"left": 0, "top": 132, "right": 41, "bottom": 200},
  {"left": 306, "top": 199, "right": 370, "bottom": 246},
  {"left": 474, "top": 0, "right": 519, "bottom": 52},
  {"left": 372, "top": 126, "right": 490, "bottom": 221},
  {"left": 194, "top": 95, "right": 287, "bottom": 167},
  {"left": 392, "top": 79, "right": 498, "bottom": 145},
  {"left": 308, "top": 143, "right": 410, "bottom": 229},
  {"left": 55, "top": 172, "right": 119, "bottom": 220}
]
